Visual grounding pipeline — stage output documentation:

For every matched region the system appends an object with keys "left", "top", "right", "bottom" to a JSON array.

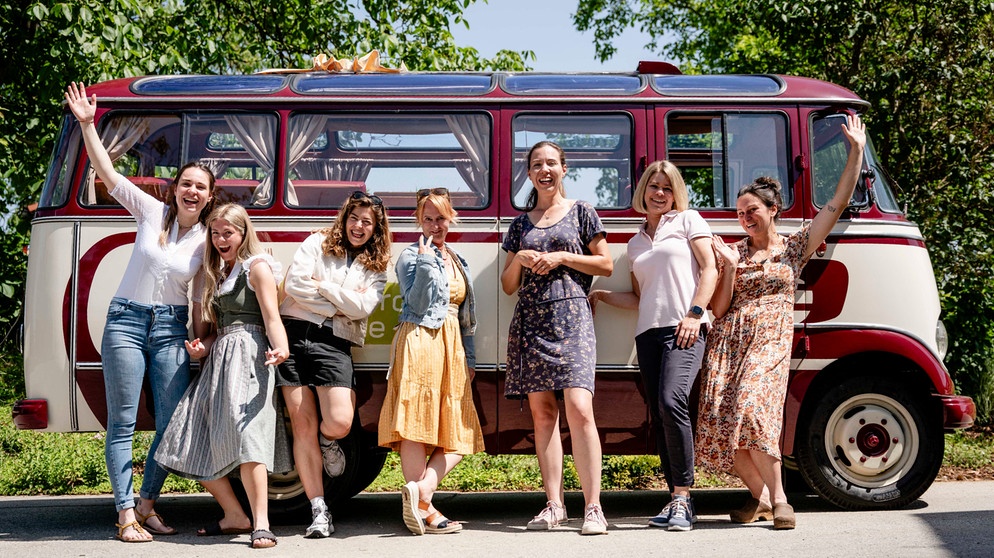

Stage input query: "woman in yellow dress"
[{"left": 378, "top": 188, "right": 485, "bottom": 535}]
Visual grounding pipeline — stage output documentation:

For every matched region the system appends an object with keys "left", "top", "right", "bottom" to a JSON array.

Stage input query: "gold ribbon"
[{"left": 257, "top": 50, "right": 407, "bottom": 74}]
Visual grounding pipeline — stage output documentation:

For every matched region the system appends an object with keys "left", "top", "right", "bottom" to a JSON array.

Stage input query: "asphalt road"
[{"left": 0, "top": 482, "right": 991, "bottom": 558}]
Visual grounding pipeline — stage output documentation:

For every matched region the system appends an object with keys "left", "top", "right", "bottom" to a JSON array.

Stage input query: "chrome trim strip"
[{"left": 69, "top": 222, "right": 81, "bottom": 431}]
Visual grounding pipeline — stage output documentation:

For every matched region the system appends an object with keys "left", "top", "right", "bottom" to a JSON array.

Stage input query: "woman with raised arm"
[
  {"left": 501, "top": 141, "right": 614, "bottom": 536},
  {"left": 277, "top": 190, "right": 390, "bottom": 538},
  {"left": 156, "top": 203, "right": 289, "bottom": 549},
  {"left": 696, "top": 114, "right": 866, "bottom": 530},
  {"left": 588, "top": 160, "right": 717, "bottom": 531},
  {"left": 379, "top": 188, "right": 485, "bottom": 535},
  {"left": 65, "top": 82, "right": 216, "bottom": 543}
]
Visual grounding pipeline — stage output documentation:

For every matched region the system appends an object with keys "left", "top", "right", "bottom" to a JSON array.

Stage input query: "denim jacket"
[{"left": 395, "top": 241, "right": 478, "bottom": 368}]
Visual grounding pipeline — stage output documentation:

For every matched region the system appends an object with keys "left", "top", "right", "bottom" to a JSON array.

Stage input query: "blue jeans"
[
  {"left": 635, "top": 325, "right": 707, "bottom": 491},
  {"left": 101, "top": 298, "right": 191, "bottom": 512}
]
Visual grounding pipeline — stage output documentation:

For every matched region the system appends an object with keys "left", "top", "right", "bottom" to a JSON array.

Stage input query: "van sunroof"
[
  {"left": 650, "top": 75, "right": 784, "bottom": 96},
  {"left": 293, "top": 74, "right": 495, "bottom": 95},
  {"left": 132, "top": 75, "right": 288, "bottom": 95}
]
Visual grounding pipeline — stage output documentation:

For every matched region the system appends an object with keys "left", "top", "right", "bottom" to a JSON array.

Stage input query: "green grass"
[{"left": 1, "top": 401, "right": 991, "bottom": 496}]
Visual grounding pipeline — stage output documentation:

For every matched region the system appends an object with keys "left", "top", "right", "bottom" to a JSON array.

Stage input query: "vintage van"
[{"left": 14, "top": 63, "right": 975, "bottom": 516}]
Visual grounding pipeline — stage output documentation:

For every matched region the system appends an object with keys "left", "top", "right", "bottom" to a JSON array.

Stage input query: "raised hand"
[
  {"left": 712, "top": 236, "right": 739, "bottom": 267},
  {"left": 842, "top": 114, "right": 867, "bottom": 152},
  {"left": 65, "top": 82, "right": 96, "bottom": 124}
]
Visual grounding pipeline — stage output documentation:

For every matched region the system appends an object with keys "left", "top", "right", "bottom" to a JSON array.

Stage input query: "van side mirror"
[{"left": 848, "top": 167, "right": 875, "bottom": 211}]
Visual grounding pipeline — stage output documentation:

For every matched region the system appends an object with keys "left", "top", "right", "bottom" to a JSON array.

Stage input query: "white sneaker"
[
  {"left": 319, "top": 436, "right": 346, "bottom": 478},
  {"left": 526, "top": 500, "right": 568, "bottom": 530},
  {"left": 305, "top": 502, "right": 333, "bottom": 538},
  {"left": 580, "top": 503, "right": 608, "bottom": 535}
]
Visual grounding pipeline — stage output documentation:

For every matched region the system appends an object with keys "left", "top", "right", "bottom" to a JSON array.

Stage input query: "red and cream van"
[{"left": 14, "top": 63, "right": 975, "bottom": 515}]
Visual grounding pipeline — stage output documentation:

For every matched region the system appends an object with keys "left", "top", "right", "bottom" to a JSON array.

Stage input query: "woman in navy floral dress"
[{"left": 501, "top": 141, "right": 614, "bottom": 535}]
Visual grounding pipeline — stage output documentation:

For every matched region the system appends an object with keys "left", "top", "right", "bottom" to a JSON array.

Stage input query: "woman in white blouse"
[{"left": 66, "top": 83, "right": 216, "bottom": 543}]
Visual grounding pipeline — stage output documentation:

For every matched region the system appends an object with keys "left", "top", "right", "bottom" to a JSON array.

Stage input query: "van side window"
[
  {"left": 38, "top": 115, "right": 81, "bottom": 208},
  {"left": 79, "top": 113, "right": 279, "bottom": 208},
  {"left": 666, "top": 113, "right": 790, "bottom": 209},
  {"left": 812, "top": 113, "right": 899, "bottom": 212},
  {"left": 287, "top": 113, "right": 491, "bottom": 209},
  {"left": 511, "top": 113, "right": 634, "bottom": 210}
]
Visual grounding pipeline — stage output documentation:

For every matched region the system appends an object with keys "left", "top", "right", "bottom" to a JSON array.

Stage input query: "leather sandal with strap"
[
  {"left": 135, "top": 508, "right": 178, "bottom": 536},
  {"left": 418, "top": 500, "right": 462, "bottom": 534},
  {"left": 115, "top": 520, "right": 152, "bottom": 543}
]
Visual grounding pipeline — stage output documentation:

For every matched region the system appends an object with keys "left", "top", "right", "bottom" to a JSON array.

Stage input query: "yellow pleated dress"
[{"left": 378, "top": 264, "right": 485, "bottom": 455}]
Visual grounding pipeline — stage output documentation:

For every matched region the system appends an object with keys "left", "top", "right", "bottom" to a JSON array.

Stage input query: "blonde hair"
[
  {"left": 415, "top": 192, "right": 459, "bottom": 224},
  {"left": 632, "top": 160, "right": 689, "bottom": 214},
  {"left": 320, "top": 193, "right": 391, "bottom": 273},
  {"left": 158, "top": 162, "right": 217, "bottom": 246},
  {"left": 200, "top": 203, "right": 264, "bottom": 324}
]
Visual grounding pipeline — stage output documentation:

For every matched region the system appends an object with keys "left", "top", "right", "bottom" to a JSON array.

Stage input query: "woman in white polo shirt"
[
  {"left": 66, "top": 83, "right": 216, "bottom": 543},
  {"left": 588, "top": 160, "right": 716, "bottom": 532}
]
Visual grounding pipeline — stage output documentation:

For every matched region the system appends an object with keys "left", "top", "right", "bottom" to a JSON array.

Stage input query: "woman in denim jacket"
[{"left": 379, "top": 188, "right": 485, "bottom": 535}]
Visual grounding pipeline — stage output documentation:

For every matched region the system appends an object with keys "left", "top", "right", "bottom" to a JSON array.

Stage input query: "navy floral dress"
[{"left": 502, "top": 201, "right": 606, "bottom": 398}]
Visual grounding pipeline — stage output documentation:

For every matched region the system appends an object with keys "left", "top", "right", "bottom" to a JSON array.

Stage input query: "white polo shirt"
[
  {"left": 111, "top": 177, "right": 206, "bottom": 306},
  {"left": 627, "top": 209, "right": 712, "bottom": 335}
]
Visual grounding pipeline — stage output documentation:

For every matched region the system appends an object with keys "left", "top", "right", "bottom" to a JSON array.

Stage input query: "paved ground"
[{"left": 0, "top": 482, "right": 992, "bottom": 557}]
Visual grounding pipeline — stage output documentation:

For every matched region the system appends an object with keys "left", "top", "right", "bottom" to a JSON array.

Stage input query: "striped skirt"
[{"left": 155, "top": 324, "right": 277, "bottom": 481}]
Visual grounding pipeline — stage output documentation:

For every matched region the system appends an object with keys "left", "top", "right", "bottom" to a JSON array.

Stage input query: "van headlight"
[{"left": 936, "top": 320, "right": 948, "bottom": 361}]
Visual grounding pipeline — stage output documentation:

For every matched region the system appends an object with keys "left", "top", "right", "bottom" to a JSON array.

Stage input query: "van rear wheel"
[{"left": 796, "top": 377, "right": 943, "bottom": 510}]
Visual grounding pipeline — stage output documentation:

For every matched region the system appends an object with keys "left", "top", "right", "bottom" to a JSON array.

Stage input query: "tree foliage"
[
  {"left": 575, "top": 0, "right": 994, "bottom": 421},
  {"left": 0, "top": 0, "right": 532, "bottom": 359}
]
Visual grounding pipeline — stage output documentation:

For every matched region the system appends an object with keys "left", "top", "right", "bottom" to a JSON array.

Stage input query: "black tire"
[
  {"left": 796, "top": 376, "right": 943, "bottom": 510},
  {"left": 231, "top": 424, "right": 387, "bottom": 523}
]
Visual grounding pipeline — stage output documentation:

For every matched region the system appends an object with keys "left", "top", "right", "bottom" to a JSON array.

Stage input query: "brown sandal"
[
  {"left": 115, "top": 520, "right": 152, "bottom": 543},
  {"left": 773, "top": 503, "right": 796, "bottom": 530},
  {"left": 136, "top": 508, "right": 178, "bottom": 536}
]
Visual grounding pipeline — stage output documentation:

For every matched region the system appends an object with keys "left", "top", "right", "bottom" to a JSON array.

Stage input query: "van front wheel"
[{"left": 796, "top": 377, "right": 943, "bottom": 510}]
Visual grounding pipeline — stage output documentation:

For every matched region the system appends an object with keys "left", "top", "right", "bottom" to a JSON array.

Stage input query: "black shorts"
[{"left": 277, "top": 318, "right": 355, "bottom": 389}]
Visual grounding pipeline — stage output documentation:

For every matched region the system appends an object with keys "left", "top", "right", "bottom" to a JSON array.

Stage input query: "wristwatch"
[{"left": 689, "top": 305, "right": 704, "bottom": 318}]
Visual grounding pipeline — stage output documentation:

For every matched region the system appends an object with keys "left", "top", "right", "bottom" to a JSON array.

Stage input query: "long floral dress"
[
  {"left": 696, "top": 225, "right": 810, "bottom": 473},
  {"left": 502, "top": 201, "right": 605, "bottom": 398}
]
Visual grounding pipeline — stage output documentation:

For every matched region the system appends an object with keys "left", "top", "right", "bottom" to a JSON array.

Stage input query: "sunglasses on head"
[
  {"left": 416, "top": 187, "right": 449, "bottom": 200},
  {"left": 350, "top": 190, "right": 383, "bottom": 206}
]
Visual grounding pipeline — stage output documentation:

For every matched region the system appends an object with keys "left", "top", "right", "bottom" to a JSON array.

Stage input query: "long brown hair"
[
  {"left": 524, "top": 140, "right": 567, "bottom": 211},
  {"left": 159, "top": 161, "right": 217, "bottom": 246},
  {"left": 320, "top": 192, "right": 392, "bottom": 273},
  {"left": 200, "top": 203, "right": 264, "bottom": 324}
]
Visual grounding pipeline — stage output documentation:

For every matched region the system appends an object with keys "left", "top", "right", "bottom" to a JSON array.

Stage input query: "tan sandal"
[
  {"left": 418, "top": 500, "right": 462, "bottom": 534},
  {"left": 730, "top": 497, "right": 774, "bottom": 523},
  {"left": 773, "top": 503, "right": 796, "bottom": 530},
  {"left": 115, "top": 520, "right": 152, "bottom": 543},
  {"left": 135, "top": 508, "right": 178, "bottom": 536}
]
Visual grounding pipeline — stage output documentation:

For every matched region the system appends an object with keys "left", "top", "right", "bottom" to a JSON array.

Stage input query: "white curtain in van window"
[
  {"left": 198, "top": 158, "right": 230, "bottom": 180},
  {"left": 286, "top": 115, "right": 329, "bottom": 206},
  {"left": 84, "top": 117, "right": 150, "bottom": 204},
  {"left": 445, "top": 115, "right": 489, "bottom": 198},
  {"left": 224, "top": 115, "right": 276, "bottom": 205}
]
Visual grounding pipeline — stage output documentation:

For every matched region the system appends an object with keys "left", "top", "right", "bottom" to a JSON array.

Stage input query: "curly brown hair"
[{"left": 321, "top": 192, "right": 391, "bottom": 273}]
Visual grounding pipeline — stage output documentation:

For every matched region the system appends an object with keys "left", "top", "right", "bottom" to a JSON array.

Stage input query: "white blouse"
[{"left": 110, "top": 177, "right": 206, "bottom": 306}]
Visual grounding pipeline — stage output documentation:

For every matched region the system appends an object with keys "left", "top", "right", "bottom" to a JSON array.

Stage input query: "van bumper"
[
  {"left": 11, "top": 398, "right": 48, "bottom": 430},
  {"left": 936, "top": 394, "right": 975, "bottom": 431}
]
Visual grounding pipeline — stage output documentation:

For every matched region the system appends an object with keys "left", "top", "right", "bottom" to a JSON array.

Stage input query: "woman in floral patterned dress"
[
  {"left": 696, "top": 114, "right": 866, "bottom": 530},
  {"left": 501, "top": 141, "right": 614, "bottom": 535}
]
